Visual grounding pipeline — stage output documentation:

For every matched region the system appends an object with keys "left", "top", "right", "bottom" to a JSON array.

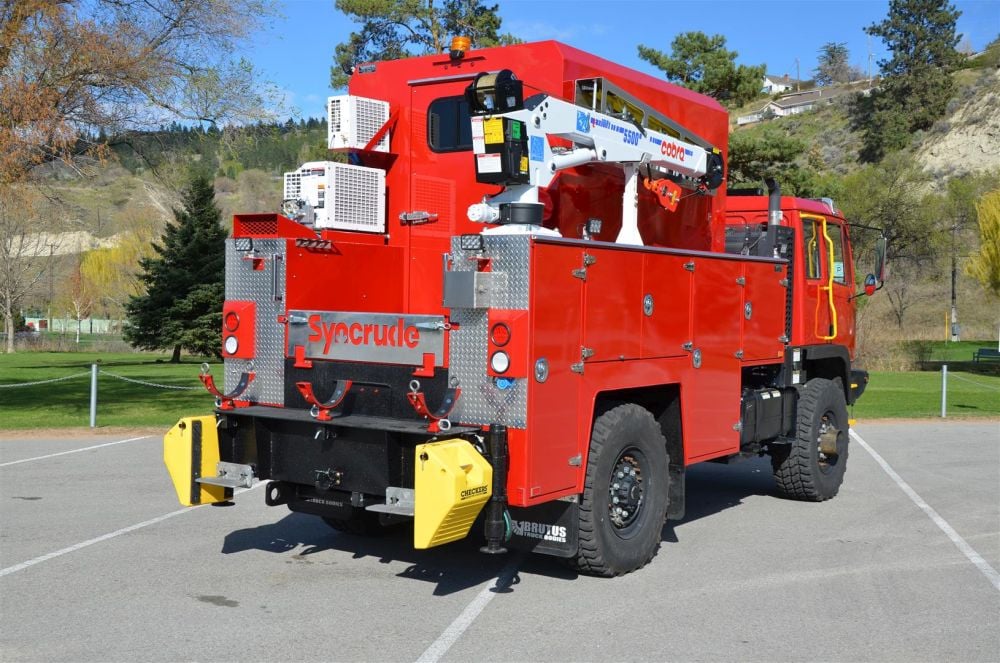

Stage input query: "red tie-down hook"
[
  {"left": 406, "top": 379, "right": 461, "bottom": 434},
  {"left": 295, "top": 380, "right": 353, "bottom": 421},
  {"left": 199, "top": 362, "right": 255, "bottom": 410}
]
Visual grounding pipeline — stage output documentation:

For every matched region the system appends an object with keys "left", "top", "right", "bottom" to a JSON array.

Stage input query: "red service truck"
[{"left": 165, "top": 39, "right": 885, "bottom": 576}]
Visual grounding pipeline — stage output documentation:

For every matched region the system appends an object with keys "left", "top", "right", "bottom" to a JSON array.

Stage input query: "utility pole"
[
  {"left": 950, "top": 223, "right": 959, "bottom": 342},
  {"left": 47, "top": 242, "right": 55, "bottom": 329},
  {"left": 795, "top": 58, "right": 800, "bottom": 91}
]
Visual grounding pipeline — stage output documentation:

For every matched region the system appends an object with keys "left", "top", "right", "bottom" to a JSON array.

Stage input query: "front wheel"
[
  {"left": 570, "top": 404, "right": 670, "bottom": 576},
  {"left": 772, "top": 378, "right": 849, "bottom": 501}
]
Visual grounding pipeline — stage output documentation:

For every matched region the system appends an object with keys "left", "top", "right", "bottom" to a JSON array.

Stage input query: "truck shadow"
[
  {"left": 220, "top": 458, "right": 774, "bottom": 593},
  {"left": 665, "top": 456, "right": 776, "bottom": 540},
  {"left": 221, "top": 512, "right": 541, "bottom": 595}
]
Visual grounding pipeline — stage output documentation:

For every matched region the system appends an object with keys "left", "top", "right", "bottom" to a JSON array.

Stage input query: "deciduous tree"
[
  {"left": 838, "top": 154, "right": 941, "bottom": 326},
  {"left": 638, "top": 32, "right": 766, "bottom": 107},
  {"left": 56, "top": 256, "right": 96, "bottom": 343},
  {"left": 966, "top": 190, "right": 1000, "bottom": 297},
  {"left": 0, "top": 0, "right": 281, "bottom": 185},
  {"left": 331, "top": 0, "right": 516, "bottom": 88},
  {"left": 0, "top": 186, "right": 49, "bottom": 353},
  {"left": 125, "top": 173, "right": 226, "bottom": 361}
]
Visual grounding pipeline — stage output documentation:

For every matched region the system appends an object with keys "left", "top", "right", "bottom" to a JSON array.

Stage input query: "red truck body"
[{"left": 171, "top": 40, "right": 872, "bottom": 576}]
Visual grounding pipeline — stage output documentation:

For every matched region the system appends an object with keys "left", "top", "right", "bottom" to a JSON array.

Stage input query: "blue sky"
[{"left": 251, "top": 0, "right": 1000, "bottom": 119}]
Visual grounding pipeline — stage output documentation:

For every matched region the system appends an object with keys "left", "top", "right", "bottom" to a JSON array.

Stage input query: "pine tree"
[
  {"left": 855, "top": 0, "right": 961, "bottom": 161},
  {"left": 125, "top": 173, "right": 226, "bottom": 361},
  {"left": 331, "top": 0, "right": 517, "bottom": 88},
  {"left": 637, "top": 32, "right": 766, "bottom": 108},
  {"left": 814, "top": 42, "right": 851, "bottom": 85}
]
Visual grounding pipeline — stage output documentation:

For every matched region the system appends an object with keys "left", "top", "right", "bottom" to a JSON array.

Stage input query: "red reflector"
[
  {"left": 224, "top": 311, "right": 240, "bottom": 332},
  {"left": 490, "top": 322, "right": 511, "bottom": 347}
]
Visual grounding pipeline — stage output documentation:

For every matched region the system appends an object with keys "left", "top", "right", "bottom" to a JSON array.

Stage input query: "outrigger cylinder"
[{"left": 481, "top": 424, "right": 510, "bottom": 554}]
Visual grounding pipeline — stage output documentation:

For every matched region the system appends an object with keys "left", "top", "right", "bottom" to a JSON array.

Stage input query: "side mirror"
[
  {"left": 863, "top": 274, "right": 878, "bottom": 297},
  {"left": 874, "top": 236, "right": 888, "bottom": 283}
]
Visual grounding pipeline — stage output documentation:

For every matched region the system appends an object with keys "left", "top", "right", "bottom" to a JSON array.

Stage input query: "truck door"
[
  {"left": 827, "top": 220, "right": 855, "bottom": 350},
  {"left": 801, "top": 213, "right": 853, "bottom": 346}
]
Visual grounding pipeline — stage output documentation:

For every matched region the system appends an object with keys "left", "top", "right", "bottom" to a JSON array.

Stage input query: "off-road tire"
[
  {"left": 322, "top": 509, "right": 385, "bottom": 536},
  {"left": 570, "top": 404, "right": 670, "bottom": 576},
  {"left": 772, "top": 377, "right": 849, "bottom": 501}
]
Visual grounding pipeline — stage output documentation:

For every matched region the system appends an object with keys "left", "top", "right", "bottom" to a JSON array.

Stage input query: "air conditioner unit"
[
  {"left": 281, "top": 161, "right": 385, "bottom": 233},
  {"left": 328, "top": 95, "right": 390, "bottom": 152}
]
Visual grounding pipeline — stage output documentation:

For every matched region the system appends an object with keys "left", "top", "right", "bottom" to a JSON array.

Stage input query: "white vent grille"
[
  {"left": 283, "top": 171, "right": 302, "bottom": 199},
  {"left": 319, "top": 163, "right": 385, "bottom": 233},
  {"left": 327, "top": 95, "right": 390, "bottom": 152}
]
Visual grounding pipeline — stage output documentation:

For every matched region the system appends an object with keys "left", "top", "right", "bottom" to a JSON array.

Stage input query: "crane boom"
[{"left": 467, "top": 92, "right": 724, "bottom": 244}]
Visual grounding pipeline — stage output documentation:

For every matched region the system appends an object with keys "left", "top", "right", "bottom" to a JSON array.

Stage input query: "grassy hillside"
[{"left": 19, "top": 49, "right": 1000, "bottom": 354}]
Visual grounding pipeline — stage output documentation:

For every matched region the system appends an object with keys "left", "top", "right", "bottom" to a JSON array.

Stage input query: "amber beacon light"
[{"left": 450, "top": 36, "right": 471, "bottom": 60}]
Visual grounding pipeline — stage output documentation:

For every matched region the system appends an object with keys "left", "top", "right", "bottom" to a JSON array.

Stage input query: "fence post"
[
  {"left": 90, "top": 363, "right": 98, "bottom": 428},
  {"left": 941, "top": 364, "right": 948, "bottom": 419}
]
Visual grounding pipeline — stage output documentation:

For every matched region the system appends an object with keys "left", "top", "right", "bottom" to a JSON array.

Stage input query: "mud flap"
[
  {"left": 164, "top": 416, "right": 231, "bottom": 506},
  {"left": 414, "top": 439, "right": 492, "bottom": 549},
  {"left": 507, "top": 500, "right": 579, "bottom": 558}
]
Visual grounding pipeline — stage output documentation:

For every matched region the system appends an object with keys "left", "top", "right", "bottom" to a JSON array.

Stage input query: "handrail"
[{"left": 802, "top": 213, "right": 838, "bottom": 341}]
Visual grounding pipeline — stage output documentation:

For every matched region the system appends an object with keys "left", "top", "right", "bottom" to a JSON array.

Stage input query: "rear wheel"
[
  {"left": 772, "top": 378, "right": 849, "bottom": 501},
  {"left": 570, "top": 404, "right": 670, "bottom": 577}
]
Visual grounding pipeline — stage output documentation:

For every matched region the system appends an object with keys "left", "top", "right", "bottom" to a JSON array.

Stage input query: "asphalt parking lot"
[{"left": 1, "top": 421, "right": 998, "bottom": 662}]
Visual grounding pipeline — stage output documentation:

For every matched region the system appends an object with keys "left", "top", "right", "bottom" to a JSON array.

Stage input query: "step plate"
[{"left": 196, "top": 476, "right": 249, "bottom": 489}]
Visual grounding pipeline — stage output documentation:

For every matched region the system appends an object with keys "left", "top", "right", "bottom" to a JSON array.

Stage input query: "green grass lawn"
[
  {"left": 0, "top": 352, "right": 220, "bottom": 429},
  {"left": 920, "top": 340, "right": 999, "bottom": 363},
  {"left": 853, "top": 370, "right": 1000, "bottom": 419},
  {"left": 1, "top": 352, "right": 996, "bottom": 430}
]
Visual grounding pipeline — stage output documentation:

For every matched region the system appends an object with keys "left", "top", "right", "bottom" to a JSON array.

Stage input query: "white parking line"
[
  {"left": 0, "top": 436, "right": 152, "bottom": 468},
  {"left": 415, "top": 554, "right": 523, "bottom": 663},
  {"left": 0, "top": 482, "right": 265, "bottom": 578},
  {"left": 851, "top": 429, "right": 1000, "bottom": 592}
]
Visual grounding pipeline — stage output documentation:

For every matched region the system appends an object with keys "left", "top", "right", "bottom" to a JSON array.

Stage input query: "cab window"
[
  {"left": 428, "top": 96, "right": 472, "bottom": 152},
  {"left": 829, "top": 223, "right": 847, "bottom": 284},
  {"left": 802, "top": 219, "right": 822, "bottom": 279}
]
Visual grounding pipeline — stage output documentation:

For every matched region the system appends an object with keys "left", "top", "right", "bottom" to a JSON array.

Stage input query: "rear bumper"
[{"left": 215, "top": 406, "right": 480, "bottom": 496}]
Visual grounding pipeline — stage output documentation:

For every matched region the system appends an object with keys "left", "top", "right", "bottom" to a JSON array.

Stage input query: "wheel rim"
[
  {"left": 816, "top": 411, "right": 842, "bottom": 473},
  {"left": 608, "top": 448, "right": 647, "bottom": 536}
]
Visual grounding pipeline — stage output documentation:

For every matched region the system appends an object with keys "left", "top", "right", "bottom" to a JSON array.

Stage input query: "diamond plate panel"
[
  {"left": 225, "top": 239, "right": 285, "bottom": 405},
  {"left": 447, "top": 235, "right": 531, "bottom": 426}
]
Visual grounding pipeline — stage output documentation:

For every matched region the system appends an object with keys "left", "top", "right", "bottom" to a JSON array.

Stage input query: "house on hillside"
[
  {"left": 737, "top": 86, "right": 863, "bottom": 126},
  {"left": 762, "top": 74, "right": 802, "bottom": 94}
]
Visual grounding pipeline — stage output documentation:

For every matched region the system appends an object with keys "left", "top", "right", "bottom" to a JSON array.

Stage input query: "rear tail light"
[
  {"left": 221, "top": 301, "right": 256, "bottom": 359},
  {"left": 490, "top": 322, "right": 511, "bottom": 347},
  {"left": 486, "top": 310, "right": 527, "bottom": 378},
  {"left": 490, "top": 351, "right": 510, "bottom": 374}
]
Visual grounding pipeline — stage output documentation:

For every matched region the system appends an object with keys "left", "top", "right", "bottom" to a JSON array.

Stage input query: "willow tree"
[{"left": 967, "top": 190, "right": 1000, "bottom": 298}]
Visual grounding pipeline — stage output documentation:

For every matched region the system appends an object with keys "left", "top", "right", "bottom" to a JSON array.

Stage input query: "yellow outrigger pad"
[
  {"left": 164, "top": 416, "right": 229, "bottom": 506},
  {"left": 414, "top": 439, "right": 492, "bottom": 549}
]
